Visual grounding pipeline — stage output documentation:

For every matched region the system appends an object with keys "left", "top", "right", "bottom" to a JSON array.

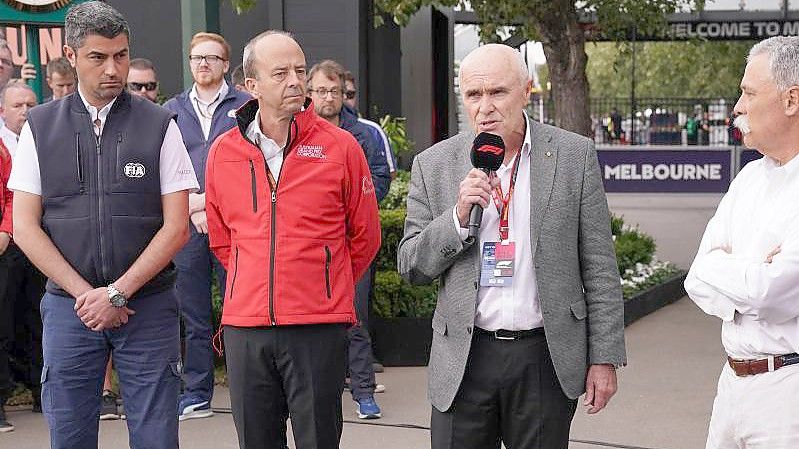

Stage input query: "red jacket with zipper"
[{"left": 205, "top": 99, "right": 381, "bottom": 327}]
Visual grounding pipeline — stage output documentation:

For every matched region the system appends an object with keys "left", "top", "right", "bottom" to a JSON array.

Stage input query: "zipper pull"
[{"left": 271, "top": 190, "right": 276, "bottom": 203}]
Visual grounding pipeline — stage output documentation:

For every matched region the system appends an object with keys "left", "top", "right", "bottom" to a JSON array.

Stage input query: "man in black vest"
[{"left": 8, "top": 3, "right": 198, "bottom": 448}]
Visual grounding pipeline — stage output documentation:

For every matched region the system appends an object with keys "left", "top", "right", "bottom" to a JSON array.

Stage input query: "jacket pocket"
[
  {"left": 570, "top": 299, "right": 588, "bottom": 320},
  {"left": 324, "top": 245, "right": 332, "bottom": 299},
  {"left": 249, "top": 160, "right": 258, "bottom": 213},
  {"left": 228, "top": 246, "right": 239, "bottom": 300}
]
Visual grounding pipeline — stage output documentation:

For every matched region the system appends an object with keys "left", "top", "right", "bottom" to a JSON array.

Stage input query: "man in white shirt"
[
  {"left": 398, "top": 44, "right": 625, "bottom": 449},
  {"left": 8, "top": 3, "right": 198, "bottom": 448},
  {"left": 0, "top": 80, "right": 37, "bottom": 157},
  {"left": 685, "top": 36, "right": 799, "bottom": 449}
]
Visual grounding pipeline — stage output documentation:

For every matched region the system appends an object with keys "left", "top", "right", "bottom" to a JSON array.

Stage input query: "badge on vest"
[{"left": 124, "top": 162, "right": 146, "bottom": 178}]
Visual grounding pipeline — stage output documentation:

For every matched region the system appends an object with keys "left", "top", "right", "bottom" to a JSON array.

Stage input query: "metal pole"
[
  {"left": 25, "top": 25, "right": 43, "bottom": 102},
  {"left": 630, "top": 27, "right": 637, "bottom": 145}
]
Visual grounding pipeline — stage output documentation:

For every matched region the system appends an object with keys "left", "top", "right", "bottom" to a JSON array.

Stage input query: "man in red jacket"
[{"left": 205, "top": 30, "right": 380, "bottom": 449}]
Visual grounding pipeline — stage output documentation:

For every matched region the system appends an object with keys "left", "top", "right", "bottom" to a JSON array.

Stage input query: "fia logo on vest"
[{"left": 124, "top": 163, "right": 146, "bottom": 179}]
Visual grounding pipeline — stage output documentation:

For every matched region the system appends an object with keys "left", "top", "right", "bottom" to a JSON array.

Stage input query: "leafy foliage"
[
  {"left": 585, "top": 40, "right": 751, "bottom": 99},
  {"left": 611, "top": 217, "right": 657, "bottom": 275},
  {"left": 379, "top": 115, "right": 415, "bottom": 157},
  {"left": 373, "top": 270, "right": 439, "bottom": 318},
  {"left": 379, "top": 170, "right": 410, "bottom": 210}
]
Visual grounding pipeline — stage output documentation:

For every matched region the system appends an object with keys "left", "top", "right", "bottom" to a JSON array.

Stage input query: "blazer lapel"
[{"left": 528, "top": 119, "right": 556, "bottom": 259}]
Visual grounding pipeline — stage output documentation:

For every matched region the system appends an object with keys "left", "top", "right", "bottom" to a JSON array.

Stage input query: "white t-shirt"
[{"left": 8, "top": 92, "right": 199, "bottom": 196}]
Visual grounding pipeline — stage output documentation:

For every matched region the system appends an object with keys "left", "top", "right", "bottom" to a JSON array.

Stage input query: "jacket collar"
[
  {"left": 338, "top": 104, "right": 359, "bottom": 130},
  {"left": 69, "top": 88, "right": 131, "bottom": 115},
  {"left": 235, "top": 97, "right": 318, "bottom": 150}
]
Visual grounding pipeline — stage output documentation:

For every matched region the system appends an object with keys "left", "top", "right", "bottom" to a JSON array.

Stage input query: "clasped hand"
[{"left": 74, "top": 287, "right": 135, "bottom": 331}]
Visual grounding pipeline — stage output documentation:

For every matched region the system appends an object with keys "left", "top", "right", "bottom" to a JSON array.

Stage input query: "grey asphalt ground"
[{"left": 1, "top": 194, "right": 726, "bottom": 448}]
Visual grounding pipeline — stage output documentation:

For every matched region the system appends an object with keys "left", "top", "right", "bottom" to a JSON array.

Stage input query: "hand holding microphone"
[{"left": 455, "top": 132, "right": 505, "bottom": 243}]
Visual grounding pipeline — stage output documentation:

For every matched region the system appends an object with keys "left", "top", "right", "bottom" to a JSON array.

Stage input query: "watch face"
[
  {"left": 110, "top": 294, "right": 126, "bottom": 307},
  {"left": 3, "top": 0, "right": 72, "bottom": 13}
]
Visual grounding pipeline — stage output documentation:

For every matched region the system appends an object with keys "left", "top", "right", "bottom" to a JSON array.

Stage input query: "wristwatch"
[{"left": 107, "top": 284, "right": 128, "bottom": 308}]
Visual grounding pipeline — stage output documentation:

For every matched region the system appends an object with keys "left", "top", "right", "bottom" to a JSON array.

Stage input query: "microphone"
[{"left": 467, "top": 132, "right": 505, "bottom": 243}]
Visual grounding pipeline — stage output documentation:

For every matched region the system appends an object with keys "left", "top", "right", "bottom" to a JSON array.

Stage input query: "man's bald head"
[
  {"left": 243, "top": 30, "right": 303, "bottom": 80},
  {"left": 242, "top": 30, "right": 307, "bottom": 121},
  {"left": 458, "top": 44, "right": 532, "bottom": 155},
  {"left": 458, "top": 43, "right": 529, "bottom": 88}
]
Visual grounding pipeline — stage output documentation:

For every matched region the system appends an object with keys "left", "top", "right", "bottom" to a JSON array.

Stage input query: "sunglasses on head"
[{"left": 128, "top": 82, "right": 158, "bottom": 92}]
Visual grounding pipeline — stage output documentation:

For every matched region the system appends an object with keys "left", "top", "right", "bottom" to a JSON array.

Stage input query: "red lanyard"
[{"left": 491, "top": 153, "right": 521, "bottom": 241}]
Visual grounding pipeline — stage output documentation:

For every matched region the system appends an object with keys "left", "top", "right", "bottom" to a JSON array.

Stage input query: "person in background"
[
  {"left": 231, "top": 64, "right": 246, "bottom": 92},
  {"left": 307, "top": 59, "right": 389, "bottom": 420},
  {"left": 45, "top": 57, "right": 77, "bottom": 101},
  {"left": 127, "top": 58, "right": 159, "bottom": 102},
  {"left": 0, "top": 81, "right": 36, "bottom": 155},
  {"left": 342, "top": 70, "right": 397, "bottom": 181},
  {"left": 0, "top": 84, "right": 45, "bottom": 433},
  {"left": 163, "top": 32, "right": 249, "bottom": 422}
]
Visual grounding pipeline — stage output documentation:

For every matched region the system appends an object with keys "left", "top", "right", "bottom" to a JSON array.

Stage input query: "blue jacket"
[
  {"left": 163, "top": 82, "right": 251, "bottom": 191},
  {"left": 339, "top": 105, "right": 390, "bottom": 202}
]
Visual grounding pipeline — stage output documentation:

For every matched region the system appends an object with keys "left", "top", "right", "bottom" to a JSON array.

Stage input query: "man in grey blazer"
[{"left": 397, "top": 44, "right": 626, "bottom": 448}]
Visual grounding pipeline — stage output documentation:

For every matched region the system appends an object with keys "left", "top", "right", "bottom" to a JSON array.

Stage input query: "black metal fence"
[{"left": 526, "top": 97, "right": 742, "bottom": 146}]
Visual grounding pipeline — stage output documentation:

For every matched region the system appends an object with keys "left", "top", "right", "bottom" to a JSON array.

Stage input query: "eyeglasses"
[
  {"left": 0, "top": 58, "right": 12, "bottom": 69},
  {"left": 189, "top": 54, "right": 226, "bottom": 65},
  {"left": 128, "top": 82, "right": 158, "bottom": 92},
  {"left": 344, "top": 90, "right": 356, "bottom": 100},
  {"left": 308, "top": 87, "right": 341, "bottom": 98}
]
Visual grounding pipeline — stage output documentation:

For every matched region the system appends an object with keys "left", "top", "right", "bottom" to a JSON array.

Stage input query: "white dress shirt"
[
  {"left": 0, "top": 125, "right": 19, "bottom": 158},
  {"left": 190, "top": 82, "right": 228, "bottom": 140},
  {"left": 245, "top": 108, "right": 285, "bottom": 178},
  {"left": 685, "top": 154, "right": 799, "bottom": 359},
  {"left": 8, "top": 88, "right": 199, "bottom": 196},
  {"left": 452, "top": 111, "right": 541, "bottom": 331}
]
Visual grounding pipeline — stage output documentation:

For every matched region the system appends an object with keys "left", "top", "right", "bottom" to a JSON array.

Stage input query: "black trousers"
[
  {"left": 0, "top": 244, "right": 46, "bottom": 402},
  {"left": 431, "top": 331, "right": 577, "bottom": 449},
  {"left": 224, "top": 323, "right": 347, "bottom": 449}
]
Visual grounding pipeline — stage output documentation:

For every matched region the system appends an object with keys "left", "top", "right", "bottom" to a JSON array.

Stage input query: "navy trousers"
[
  {"left": 348, "top": 263, "right": 377, "bottom": 400},
  {"left": 174, "top": 229, "right": 225, "bottom": 403},
  {"left": 40, "top": 289, "right": 181, "bottom": 449}
]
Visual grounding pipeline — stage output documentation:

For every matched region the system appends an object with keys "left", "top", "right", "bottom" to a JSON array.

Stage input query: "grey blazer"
[{"left": 397, "top": 118, "right": 627, "bottom": 412}]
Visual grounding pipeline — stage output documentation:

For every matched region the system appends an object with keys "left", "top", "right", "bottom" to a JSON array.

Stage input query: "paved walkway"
[{"left": 2, "top": 297, "right": 725, "bottom": 449}]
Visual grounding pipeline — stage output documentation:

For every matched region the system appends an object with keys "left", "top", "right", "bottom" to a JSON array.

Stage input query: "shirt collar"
[
  {"left": 245, "top": 108, "right": 282, "bottom": 156},
  {"left": 521, "top": 110, "right": 532, "bottom": 156},
  {"left": 78, "top": 87, "right": 116, "bottom": 123},
  {"left": 1, "top": 125, "right": 18, "bottom": 140},
  {"left": 765, "top": 152, "right": 799, "bottom": 177},
  {"left": 190, "top": 81, "right": 229, "bottom": 106}
]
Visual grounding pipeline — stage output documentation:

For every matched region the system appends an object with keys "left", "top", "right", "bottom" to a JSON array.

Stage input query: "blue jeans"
[
  {"left": 174, "top": 229, "right": 225, "bottom": 403},
  {"left": 40, "top": 289, "right": 181, "bottom": 449}
]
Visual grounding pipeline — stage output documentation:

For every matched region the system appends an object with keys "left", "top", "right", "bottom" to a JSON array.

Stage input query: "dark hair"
[
  {"left": 65, "top": 1, "right": 130, "bottom": 49},
  {"left": 130, "top": 57, "right": 156, "bottom": 75}
]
